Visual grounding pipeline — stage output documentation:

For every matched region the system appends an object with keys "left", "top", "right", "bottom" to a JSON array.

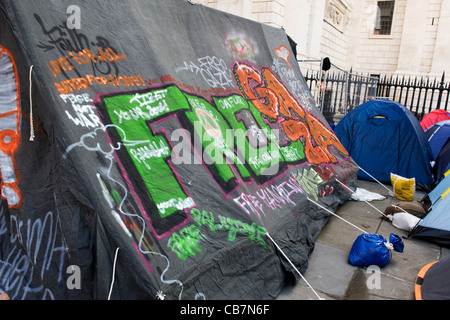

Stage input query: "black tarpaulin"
[{"left": 0, "top": 0, "right": 358, "bottom": 300}]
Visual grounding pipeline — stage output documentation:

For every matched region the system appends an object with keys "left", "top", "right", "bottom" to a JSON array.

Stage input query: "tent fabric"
[
  {"left": 427, "top": 170, "right": 450, "bottom": 204},
  {"left": 424, "top": 120, "right": 450, "bottom": 183},
  {"left": 334, "top": 99, "right": 434, "bottom": 185},
  {"left": 420, "top": 109, "right": 450, "bottom": 131},
  {"left": 415, "top": 258, "right": 450, "bottom": 300},
  {"left": 425, "top": 120, "right": 450, "bottom": 160},
  {"left": 410, "top": 172, "right": 450, "bottom": 246},
  {"left": 0, "top": 0, "right": 358, "bottom": 300},
  {"left": 433, "top": 140, "right": 450, "bottom": 183}
]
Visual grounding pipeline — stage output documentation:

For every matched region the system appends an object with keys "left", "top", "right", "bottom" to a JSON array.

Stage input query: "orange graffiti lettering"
[
  {"left": 54, "top": 74, "right": 146, "bottom": 95},
  {"left": 234, "top": 63, "right": 279, "bottom": 120},
  {"left": 48, "top": 47, "right": 126, "bottom": 78},
  {"left": 48, "top": 56, "right": 75, "bottom": 77},
  {"left": 262, "top": 68, "right": 305, "bottom": 120},
  {"left": 234, "top": 62, "right": 349, "bottom": 165},
  {"left": 305, "top": 112, "right": 349, "bottom": 163},
  {"left": 281, "top": 119, "right": 332, "bottom": 165}
]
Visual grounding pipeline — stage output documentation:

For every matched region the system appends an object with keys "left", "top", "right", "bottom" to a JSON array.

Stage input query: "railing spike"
[{"left": 302, "top": 69, "right": 449, "bottom": 118}]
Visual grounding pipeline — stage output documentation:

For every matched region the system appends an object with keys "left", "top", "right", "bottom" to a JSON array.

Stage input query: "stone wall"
[{"left": 194, "top": 0, "right": 450, "bottom": 78}]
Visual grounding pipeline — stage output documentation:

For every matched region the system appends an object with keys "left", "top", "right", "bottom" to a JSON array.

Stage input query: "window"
[{"left": 374, "top": 1, "right": 395, "bottom": 35}]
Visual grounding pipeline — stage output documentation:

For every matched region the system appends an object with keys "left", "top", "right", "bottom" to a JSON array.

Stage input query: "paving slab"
[
  {"left": 378, "top": 219, "right": 441, "bottom": 282},
  {"left": 278, "top": 180, "right": 445, "bottom": 300},
  {"left": 345, "top": 268, "right": 416, "bottom": 300},
  {"left": 277, "top": 242, "right": 357, "bottom": 300}
]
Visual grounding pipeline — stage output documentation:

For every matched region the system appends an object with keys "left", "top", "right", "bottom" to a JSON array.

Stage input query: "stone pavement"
[{"left": 277, "top": 179, "right": 450, "bottom": 300}]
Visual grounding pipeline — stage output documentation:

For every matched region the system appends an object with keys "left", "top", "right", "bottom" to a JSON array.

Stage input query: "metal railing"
[
  {"left": 300, "top": 59, "right": 378, "bottom": 124},
  {"left": 300, "top": 58, "right": 449, "bottom": 123},
  {"left": 376, "top": 72, "right": 450, "bottom": 120}
]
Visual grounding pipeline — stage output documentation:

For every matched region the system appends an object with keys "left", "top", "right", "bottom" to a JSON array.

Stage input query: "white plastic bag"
[
  {"left": 388, "top": 211, "right": 421, "bottom": 231},
  {"left": 349, "top": 188, "right": 386, "bottom": 201}
]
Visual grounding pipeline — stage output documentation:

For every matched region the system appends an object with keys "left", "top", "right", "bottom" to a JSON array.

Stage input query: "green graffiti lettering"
[
  {"left": 188, "top": 208, "right": 268, "bottom": 253},
  {"left": 168, "top": 225, "right": 203, "bottom": 261},
  {"left": 98, "top": 86, "right": 193, "bottom": 237},
  {"left": 96, "top": 62, "right": 347, "bottom": 240},
  {"left": 214, "top": 95, "right": 284, "bottom": 181},
  {"left": 183, "top": 93, "right": 251, "bottom": 190}
]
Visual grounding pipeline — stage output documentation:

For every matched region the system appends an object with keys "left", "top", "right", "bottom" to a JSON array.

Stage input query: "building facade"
[
  {"left": 193, "top": 0, "right": 450, "bottom": 79},
  {"left": 348, "top": 0, "right": 450, "bottom": 78}
]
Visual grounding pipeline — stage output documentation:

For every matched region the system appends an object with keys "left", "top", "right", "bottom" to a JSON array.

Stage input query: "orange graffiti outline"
[
  {"left": 275, "top": 45, "right": 292, "bottom": 69},
  {"left": 234, "top": 62, "right": 349, "bottom": 166},
  {"left": 0, "top": 47, "right": 23, "bottom": 209}
]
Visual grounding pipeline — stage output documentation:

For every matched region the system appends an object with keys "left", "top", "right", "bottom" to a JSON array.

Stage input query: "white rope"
[
  {"left": 307, "top": 197, "right": 369, "bottom": 234},
  {"left": 108, "top": 247, "right": 120, "bottom": 300},
  {"left": 390, "top": 204, "right": 415, "bottom": 216},
  {"left": 29, "top": 65, "right": 35, "bottom": 142},
  {"left": 267, "top": 178, "right": 398, "bottom": 300},
  {"left": 266, "top": 232, "right": 324, "bottom": 300},
  {"left": 335, "top": 178, "right": 415, "bottom": 219},
  {"left": 357, "top": 165, "right": 394, "bottom": 196},
  {"left": 335, "top": 179, "right": 390, "bottom": 219}
]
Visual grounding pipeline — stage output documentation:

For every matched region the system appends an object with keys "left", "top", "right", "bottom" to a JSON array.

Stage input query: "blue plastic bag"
[
  {"left": 348, "top": 233, "right": 404, "bottom": 267},
  {"left": 389, "top": 233, "right": 404, "bottom": 253}
]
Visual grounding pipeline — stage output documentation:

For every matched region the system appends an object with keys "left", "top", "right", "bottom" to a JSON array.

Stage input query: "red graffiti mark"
[{"left": 275, "top": 45, "right": 292, "bottom": 69}]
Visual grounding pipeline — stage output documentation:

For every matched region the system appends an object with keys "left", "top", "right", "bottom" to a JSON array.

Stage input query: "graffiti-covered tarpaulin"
[{"left": 0, "top": 0, "right": 358, "bottom": 300}]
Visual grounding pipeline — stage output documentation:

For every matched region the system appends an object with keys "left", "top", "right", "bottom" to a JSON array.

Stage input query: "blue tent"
[
  {"left": 411, "top": 172, "right": 450, "bottom": 247},
  {"left": 335, "top": 99, "right": 434, "bottom": 185},
  {"left": 432, "top": 138, "right": 450, "bottom": 184},
  {"left": 425, "top": 120, "right": 450, "bottom": 160},
  {"left": 425, "top": 120, "right": 450, "bottom": 183}
]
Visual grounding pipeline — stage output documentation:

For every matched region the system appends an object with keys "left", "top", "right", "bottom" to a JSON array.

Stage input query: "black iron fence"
[
  {"left": 376, "top": 72, "right": 450, "bottom": 120},
  {"left": 303, "top": 69, "right": 450, "bottom": 123},
  {"left": 303, "top": 69, "right": 378, "bottom": 124}
]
